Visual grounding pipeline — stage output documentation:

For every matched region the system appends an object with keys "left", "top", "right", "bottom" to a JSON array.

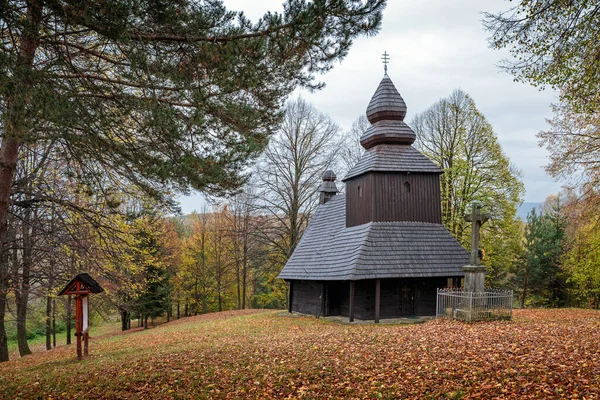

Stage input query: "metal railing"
[{"left": 436, "top": 288, "right": 513, "bottom": 322}]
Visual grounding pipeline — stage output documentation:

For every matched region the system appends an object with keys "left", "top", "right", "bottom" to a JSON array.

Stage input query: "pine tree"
[
  {"left": 0, "top": 0, "right": 385, "bottom": 266},
  {"left": 130, "top": 215, "right": 172, "bottom": 328},
  {"left": 517, "top": 199, "right": 567, "bottom": 308}
]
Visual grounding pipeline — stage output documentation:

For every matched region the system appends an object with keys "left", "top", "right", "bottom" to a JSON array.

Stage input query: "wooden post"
[
  {"left": 375, "top": 279, "right": 381, "bottom": 323},
  {"left": 59, "top": 273, "right": 103, "bottom": 360},
  {"left": 75, "top": 292, "right": 82, "bottom": 360},
  {"left": 288, "top": 281, "right": 294, "bottom": 313},
  {"left": 322, "top": 283, "right": 328, "bottom": 317},
  {"left": 66, "top": 295, "right": 71, "bottom": 345},
  {"left": 349, "top": 281, "right": 355, "bottom": 322}
]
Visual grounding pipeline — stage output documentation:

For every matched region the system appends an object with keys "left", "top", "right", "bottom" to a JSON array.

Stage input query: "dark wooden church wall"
[
  {"left": 413, "top": 277, "right": 447, "bottom": 315},
  {"left": 372, "top": 173, "right": 442, "bottom": 224},
  {"left": 324, "top": 278, "right": 450, "bottom": 318},
  {"left": 346, "top": 174, "right": 373, "bottom": 227},
  {"left": 353, "top": 281, "right": 375, "bottom": 320},
  {"left": 291, "top": 281, "right": 324, "bottom": 316},
  {"left": 346, "top": 173, "right": 442, "bottom": 227},
  {"left": 325, "top": 282, "right": 349, "bottom": 317},
  {"left": 292, "top": 277, "right": 450, "bottom": 319}
]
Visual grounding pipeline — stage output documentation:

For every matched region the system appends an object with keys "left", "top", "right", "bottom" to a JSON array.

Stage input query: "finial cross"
[
  {"left": 381, "top": 51, "right": 390, "bottom": 74},
  {"left": 464, "top": 201, "right": 489, "bottom": 265}
]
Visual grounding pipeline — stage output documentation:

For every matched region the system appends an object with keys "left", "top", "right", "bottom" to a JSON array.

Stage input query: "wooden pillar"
[
  {"left": 349, "top": 281, "right": 355, "bottom": 322},
  {"left": 321, "top": 283, "right": 328, "bottom": 317},
  {"left": 375, "top": 279, "right": 381, "bottom": 324},
  {"left": 288, "top": 281, "right": 294, "bottom": 313},
  {"left": 75, "top": 292, "right": 82, "bottom": 361}
]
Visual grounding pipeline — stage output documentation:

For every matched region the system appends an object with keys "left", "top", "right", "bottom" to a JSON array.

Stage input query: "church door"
[{"left": 396, "top": 283, "right": 415, "bottom": 315}]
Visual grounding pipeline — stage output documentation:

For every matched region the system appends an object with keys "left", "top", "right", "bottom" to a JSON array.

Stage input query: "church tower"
[{"left": 344, "top": 73, "right": 443, "bottom": 227}]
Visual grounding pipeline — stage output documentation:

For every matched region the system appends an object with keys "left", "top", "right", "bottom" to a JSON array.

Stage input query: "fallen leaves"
[{"left": 0, "top": 308, "right": 599, "bottom": 399}]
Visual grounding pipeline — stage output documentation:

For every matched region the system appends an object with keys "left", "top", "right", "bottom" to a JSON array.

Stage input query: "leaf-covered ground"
[{"left": 1, "top": 309, "right": 599, "bottom": 399}]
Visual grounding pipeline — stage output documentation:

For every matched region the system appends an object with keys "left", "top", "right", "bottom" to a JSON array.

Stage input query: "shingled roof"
[
  {"left": 344, "top": 144, "right": 442, "bottom": 181},
  {"left": 361, "top": 75, "right": 416, "bottom": 149},
  {"left": 58, "top": 272, "right": 104, "bottom": 295},
  {"left": 278, "top": 195, "right": 468, "bottom": 281}
]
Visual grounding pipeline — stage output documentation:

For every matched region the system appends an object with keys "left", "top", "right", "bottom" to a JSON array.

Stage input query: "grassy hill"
[{"left": 1, "top": 309, "right": 599, "bottom": 399}]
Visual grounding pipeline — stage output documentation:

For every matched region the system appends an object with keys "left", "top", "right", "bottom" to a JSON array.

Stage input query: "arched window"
[
  {"left": 357, "top": 185, "right": 362, "bottom": 197},
  {"left": 404, "top": 181, "right": 411, "bottom": 193}
]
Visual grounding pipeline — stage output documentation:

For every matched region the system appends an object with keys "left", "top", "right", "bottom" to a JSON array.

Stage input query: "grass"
[
  {"left": 0, "top": 308, "right": 599, "bottom": 399},
  {"left": 7, "top": 321, "right": 124, "bottom": 359}
]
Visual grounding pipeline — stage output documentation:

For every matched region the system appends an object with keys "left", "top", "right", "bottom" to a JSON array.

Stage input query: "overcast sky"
[{"left": 178, "top": 0, "right": 562, "bottom": 213}]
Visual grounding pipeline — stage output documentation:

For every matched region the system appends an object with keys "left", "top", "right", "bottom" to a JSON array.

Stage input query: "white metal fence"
[{"left": 436, "top": 288, "right": 513, "bottom": 322}]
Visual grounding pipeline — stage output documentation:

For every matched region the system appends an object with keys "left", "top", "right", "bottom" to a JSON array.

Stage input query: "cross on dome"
[{"left": 381, "top": 51, "right": 390, "bottom": 74}]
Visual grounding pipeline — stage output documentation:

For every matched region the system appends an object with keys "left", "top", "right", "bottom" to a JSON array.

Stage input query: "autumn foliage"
[{"left": 0, "top": 308, "right": 599, "bottom": 399}]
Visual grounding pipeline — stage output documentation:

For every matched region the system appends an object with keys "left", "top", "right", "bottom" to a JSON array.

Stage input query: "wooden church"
[{"left": 278, "top": 68, "right": 470, "bottom": 321}]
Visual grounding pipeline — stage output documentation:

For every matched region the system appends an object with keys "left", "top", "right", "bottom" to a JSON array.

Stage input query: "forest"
[
  {"left": 1, "top": 0, "right": 599, "bottom": 368},
  {"left": 3, "top": 88, "right": 598, "bottom": 363}
]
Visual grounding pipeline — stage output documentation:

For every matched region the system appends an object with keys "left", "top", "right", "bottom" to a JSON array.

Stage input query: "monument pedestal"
[{"left": 462, "top": 265, "right": 486, "bottom": 293}]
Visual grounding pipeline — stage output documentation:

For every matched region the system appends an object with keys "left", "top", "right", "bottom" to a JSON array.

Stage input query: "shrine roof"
[{"left": 59, "top": 273, "right": 104, "bottom": 295}]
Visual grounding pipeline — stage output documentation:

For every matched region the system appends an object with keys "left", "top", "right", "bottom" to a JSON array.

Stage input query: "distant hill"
[{"left": 517, "top": 202, "right": 542, "bottom": 220}]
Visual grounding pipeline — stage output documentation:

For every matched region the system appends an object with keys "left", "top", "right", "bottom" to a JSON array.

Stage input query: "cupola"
[
  {"left": 318, "top": 170, "right": 338, "bottom": 204},
  {"left": 360, "top": 75, "right": 416, "bottom": 149}
]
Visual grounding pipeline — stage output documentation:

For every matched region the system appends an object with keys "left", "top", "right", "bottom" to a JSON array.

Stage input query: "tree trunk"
[
  {"left": 0, "top": 1, "right": 40, "bottom": 271},
  {"left": 0, "top": 3, "right": 41, "bottom": 363},
  {"left": 15, "top": 284, "right": 32, "bottom": 356},
  {"left": 46, "top": 294, "right": 52, "bottom": 350},
  {"left": 144, "top": 315, "right": 148, "bottom": 329},
  {"left": 121, "top": 309, "right": 129, "bottom": 331},
  {"left": 66, "top": 296, "right": 71, "bottom": 345},
  {"left": 16, "top": 208, "right": 33, "bottom": 356},
  {"left": 242, "top": 239, "right": 248, "bottom": 309},
  {"left": 0, "top": 254, "right": 8, "bottom": 361},
  {"left": 177, "top": 301, "right": 180, "bottom": 319},
  {"left": 235, "top": 230, "right": 241, "bottom": 310},
  {"left": 52, "top": 298, "right": 56, "bottom": 348}
]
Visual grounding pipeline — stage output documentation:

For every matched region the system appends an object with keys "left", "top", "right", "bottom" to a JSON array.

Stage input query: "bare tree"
[
  {"left": 254, "top": 98, "right": 342, "bottom": 262},
  {"left": 339, "top": 114, "right": 369, "bottom": 177},
  {"left": 227, "top": 189, "right": 261, "bottom": 310}
]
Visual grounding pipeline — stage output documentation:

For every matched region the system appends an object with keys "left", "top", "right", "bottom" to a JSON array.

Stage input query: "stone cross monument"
[{"left": 462, "top": 201, "right": 489, "bottom": 292}]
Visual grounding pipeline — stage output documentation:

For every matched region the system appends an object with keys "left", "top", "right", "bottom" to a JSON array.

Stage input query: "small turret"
[{"left": 319, "top": 170, "right": 338, "bottom": 204}]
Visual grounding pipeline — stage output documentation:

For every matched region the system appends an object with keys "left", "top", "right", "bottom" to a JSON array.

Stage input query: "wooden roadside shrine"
[{"left": 59, "top": 273, "right": 104, "bottom": 360}]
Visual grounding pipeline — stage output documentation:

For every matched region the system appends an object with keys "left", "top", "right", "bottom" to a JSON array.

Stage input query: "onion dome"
[
  {"left": 360, "top": 75, "right": 416, "bottom": 149},
  {"left": 322, "top": 170, "right": 337, "bottom": 182},
  {"left": 319, "top": 170, "right": 338, "bottom": 204}
]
